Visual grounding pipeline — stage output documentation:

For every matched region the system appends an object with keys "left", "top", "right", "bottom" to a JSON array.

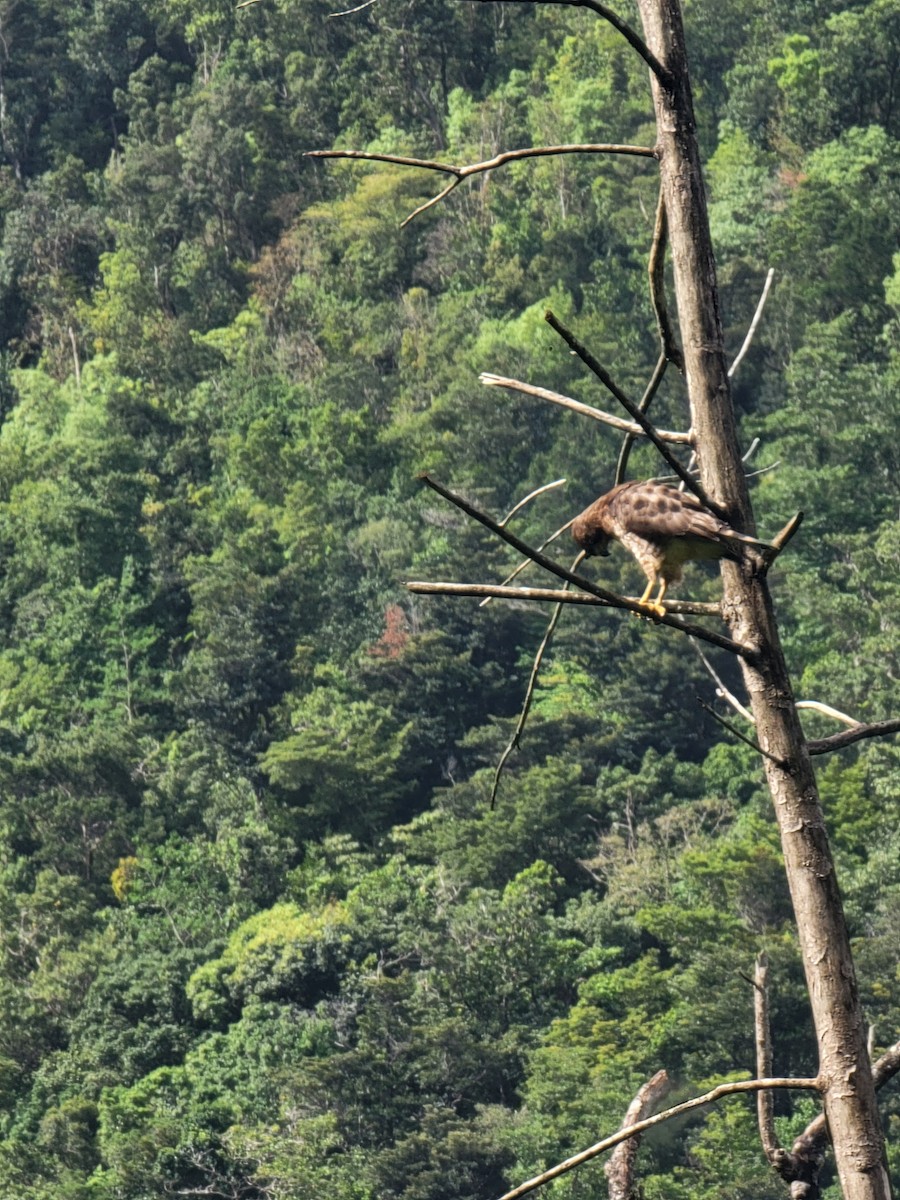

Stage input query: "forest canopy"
[{"left": 0, "top": 0, "right": 898, "bottom": 1196}]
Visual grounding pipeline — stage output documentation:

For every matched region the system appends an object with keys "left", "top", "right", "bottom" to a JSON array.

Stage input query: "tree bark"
[{"left": 633, "top": 3, "right": 892, "bottom": 1198}]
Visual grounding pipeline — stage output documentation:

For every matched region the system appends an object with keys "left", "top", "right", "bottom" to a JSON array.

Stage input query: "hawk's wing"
[{"left": 608, "top": 482, "right": 728, "bottom": 544}]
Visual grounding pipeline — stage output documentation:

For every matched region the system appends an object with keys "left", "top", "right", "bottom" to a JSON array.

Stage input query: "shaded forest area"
[{"left": 0, "top": 0, "right": 899, "bottom": 1196}]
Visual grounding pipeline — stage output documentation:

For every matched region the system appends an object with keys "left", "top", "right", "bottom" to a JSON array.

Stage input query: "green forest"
[{"left": 0, "top": 0, "right": 898, "bottom": 1195}]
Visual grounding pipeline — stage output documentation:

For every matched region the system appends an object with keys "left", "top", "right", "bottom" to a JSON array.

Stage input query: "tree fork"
[{"left": 634, "top": 2, "right": 891, "bottom": 1197}]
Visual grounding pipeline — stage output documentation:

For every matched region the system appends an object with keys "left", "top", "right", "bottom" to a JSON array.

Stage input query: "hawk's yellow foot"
[{"left": 634, "top": 577, "right": 667, "bottom": 619}]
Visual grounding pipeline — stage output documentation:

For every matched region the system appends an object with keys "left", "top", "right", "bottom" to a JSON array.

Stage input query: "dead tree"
[
  {"left": 635, "top": 4, "right": 890, "bottom": 1198},
  {"left": 310, "top": 0, "right": 898, "bottom": 1196}
]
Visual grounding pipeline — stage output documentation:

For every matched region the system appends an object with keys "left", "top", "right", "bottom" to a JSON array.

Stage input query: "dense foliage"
[{"left": 0, "top": 0, "right": 898, "bottom": 1196}]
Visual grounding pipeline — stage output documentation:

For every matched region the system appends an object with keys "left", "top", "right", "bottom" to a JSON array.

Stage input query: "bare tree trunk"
[
  {"left": 634, "top": 3, "right": 892, "bottom": 1198},
  {"left": 605, "top": 1070, "right": 671, "bottom": 1200}
]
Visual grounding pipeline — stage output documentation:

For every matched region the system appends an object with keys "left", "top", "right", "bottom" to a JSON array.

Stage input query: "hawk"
[{"left": 571, "top": 480, "right": 776, "bottom": 616}]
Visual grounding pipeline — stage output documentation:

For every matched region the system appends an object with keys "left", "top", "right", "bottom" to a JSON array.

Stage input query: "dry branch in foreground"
[
  {"left": 479, "top": 373, "right": 691, "bottom": 443},
  {"left": 494, "top": 1077, "right": 820, "bottom": 1200}
]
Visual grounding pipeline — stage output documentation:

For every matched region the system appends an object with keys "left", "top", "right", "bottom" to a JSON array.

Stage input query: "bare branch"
[
  {"left": 543, "top": 310, "right": 728, "bottom": 516},
  {"left": 728, "top": 268, "right": 775, "bottom": 379},
  {"left": 648, "top": 192, "right": 683, "bottom": 368},
  {"left": 500, "top": 479, "right": 567, "bottom": 526},
  {"left": 697, "top": 697, "right": 788, "bottom": 767},
  {"left": 783, "top": 1036, "right": 900, "bottom": 1200},
  {"left": 494, "top": 1076, "right": 820, "bottom": 1200},
  {"left": 480, "top": 372, "right": 691, "bottom": 443},
  {"left": 479, "top": 518, "right": 576, "bottom": 607},
  {"left": 753, "top": 953, "right": 780, "bottom": 1163},
  {"left": 490, "top": 583, "right": 572, "bottom": 810},
  {"left": 402, "top": 178, "right": 464, "bottom": 224},
  {"left": 615, "top": 353, "right": 669, "bottom": 484},
  {"left": 605, "top": 1070, "right": 672, "bottom": 1200},
  {"left": 762, "top": 510, "right": 804, "bottom": 568},
  {"left": 307, "top": 143, "right": 656, "bottom": 226},
  {"left": 415, "top": 474, "right": 750, "bottom": 655},
  {"left": 307, "top": 148, "right": 460, "bottom": 175},
  {"left": 328, "top": 0, "right": 378, "bottom": 14},
  {"left": 693, "top": 662, "right": 880, "bottom": 738},
  {"left": 409, "top": 581, "right": 722, "bottom": 616},
  {"left": 691, "top": 638, "right": 754, "bottom": 721},
  {"left": 465, "top": 0, "right": 671, "bottom": 85},
  {"left": 795, "top": 701, "right": 861, "bottom": 728},
  {"left": 807, "top": 718, "right": 900, "bottom": 756}
]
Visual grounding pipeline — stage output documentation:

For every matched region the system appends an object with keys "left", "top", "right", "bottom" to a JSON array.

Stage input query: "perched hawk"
[{"left": 572, "top": 480, "right": 776, "bottom": 616}]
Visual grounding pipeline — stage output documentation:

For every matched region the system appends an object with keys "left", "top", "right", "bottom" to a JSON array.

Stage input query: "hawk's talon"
[{"left": 632, "top": 601, "right": 667, "bottom": 620}]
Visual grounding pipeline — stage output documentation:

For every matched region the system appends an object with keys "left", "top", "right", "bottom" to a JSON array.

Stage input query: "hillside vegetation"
[{"left": 0, "top": 0, "right": 899, "bottom": 1196}]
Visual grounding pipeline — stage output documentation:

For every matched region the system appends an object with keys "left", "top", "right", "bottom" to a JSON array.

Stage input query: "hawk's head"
[{"left": 572, "top": 504, "right": 612, "bottom": 557}]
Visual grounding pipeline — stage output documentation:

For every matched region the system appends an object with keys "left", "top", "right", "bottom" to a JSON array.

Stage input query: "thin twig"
[
  {"left": 648, "top": 192, "right": 683, "bottom": 369},
  {"left": 479, "top": 373, "right": 691, "bottom": 443},
  {"left": 697, "top": 697, "right": 788, "bottom": 767},
  {"left": 416, "top": 474, "right": 749, "bottom": 656},
  {"left": 329, "top": 0, "right": 378, "bottom": 13},
  {"left": 656, "top": 436, "right": 769, "bottom": 483},
  {"left": 465, "top": 0, "right": 671, "bottom": 85},
  {"left": 615, "top": 353, "right": 669, "bottom": 484},
  {"left": 479, "top": 479, "right": 567, "bottom": 612},
  {"left": 500, "top": 479, "right": 567, "bottom": 526},
  {"left": 490, "top": 587, "right": 571, "bottom": 809},
  {"left": 494, "top": 1077, "right": 820, "bottom": 1200},
  {"left": 479, "top": 519, "right": 575, "bottom": 607},
  {"left": 728, "top": 269, "right": 775, "bottom": 379},
  {"left": 655, "top": 461, "right": 781, "bottom": 485},
  {"left": 307, "top": 144, "right": 656, "bottom": 227},
  {"left": 678, "top": 449, "right": 698, "bottom": 493},
  {"left": 410, "top": 581, "right": 722, "bottom": 616},
  {"left": 543, "top": 311, "right": 727, "bottom": 517},
  {"left": 807, "top": 718, "right": 900, "bottom": 756},
  {"left": 691, "top": 639, "right": 754, "bottom": 721}
]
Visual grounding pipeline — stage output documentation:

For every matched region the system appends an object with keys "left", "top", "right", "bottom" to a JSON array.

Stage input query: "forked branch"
[
  {"left": 750, "top": 961, "right": 900, "bottom": 1199},
  {"left": 790, "top": 1037, "right": 900, "bottom": 1178},
  {"left": 307, "top": 143, "right": 656, "bottom": 226}
]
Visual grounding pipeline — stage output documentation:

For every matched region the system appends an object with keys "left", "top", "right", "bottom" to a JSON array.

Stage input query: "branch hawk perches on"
[{"left": 572, "top": 480, "right": 777, "bottom": 617}]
